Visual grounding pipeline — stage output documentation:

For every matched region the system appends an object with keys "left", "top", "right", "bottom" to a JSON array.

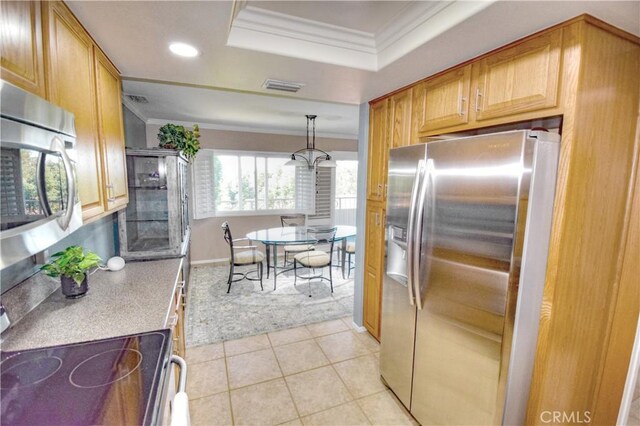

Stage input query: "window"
[{"left": 192, "top": 150, "right": 313, "bottom": 218}]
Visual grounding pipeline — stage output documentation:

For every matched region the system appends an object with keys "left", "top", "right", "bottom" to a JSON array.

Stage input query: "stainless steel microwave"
[{"left": 0, "top": 80, "right": 82, "bottom": 270}]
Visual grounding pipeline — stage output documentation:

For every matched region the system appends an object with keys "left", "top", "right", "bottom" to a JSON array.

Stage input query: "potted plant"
[
  {"left": 40, "top": 246, "right": 102, "bottom": 299},
  {"left": 157, "top": 123, "right": 200, "bottom": 160}
]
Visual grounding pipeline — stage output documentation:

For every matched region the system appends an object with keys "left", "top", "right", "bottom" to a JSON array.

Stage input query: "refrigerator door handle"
[
  {"left": 413, "top": 159, "right": 433, "bottom": 310},
  {"left": 406, "top": 159, "right": 425, "bottom": 306}
]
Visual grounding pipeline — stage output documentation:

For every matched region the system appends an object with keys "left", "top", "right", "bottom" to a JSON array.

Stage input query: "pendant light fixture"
[{"left": 285, "top": 115, "right": 337, "bottom": 169}]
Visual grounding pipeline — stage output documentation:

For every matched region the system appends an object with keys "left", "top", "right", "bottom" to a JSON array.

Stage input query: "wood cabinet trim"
[
  {"left": 0, "top": 1, "right": 46, "bottom": 97},
  {"left": 368, "top": 14, "right": 639, "bottom": 106}
]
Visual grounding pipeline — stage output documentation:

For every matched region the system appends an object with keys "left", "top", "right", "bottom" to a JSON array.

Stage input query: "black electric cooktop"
[{"left": 0, "top": 329, "right": 171, "bottom": 426}]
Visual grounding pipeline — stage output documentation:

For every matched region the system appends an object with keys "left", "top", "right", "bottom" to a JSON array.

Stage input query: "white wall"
[{"left": 145, "top": 123, "right": 357, "bottom": 263}]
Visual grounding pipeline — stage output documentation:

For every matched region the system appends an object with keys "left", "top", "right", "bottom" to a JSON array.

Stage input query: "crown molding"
[
  {"left": 145, "top": 118, "right": 357, "bottom": 140},
  {"left": 227, "top": 0, "right": 496, "bottom": 71},
  {"left": 228, "top": 5, "right": 377, "bottom": 70},
  {"left": 376, "top": 1, "right": 495, "bottom": 70}
]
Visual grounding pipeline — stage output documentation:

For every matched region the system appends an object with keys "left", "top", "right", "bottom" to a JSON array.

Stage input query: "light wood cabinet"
[
  {"left": 44, "top": 1, "right": 105, "bottom": 220},
  {"left": 364, "top": 266, "right": 381, "bottom": 339},
  {"left": 364, "top": 202, "right": 385, "bottom": 339},
  {"left": 366, "top": 15, "right": 640, "bottom": 423},
  {"left": 43, "top": 1, "right": 127, "bottom": 222},
  {"left": 170, "top": 267, "right": 186, "bottom": 359},
  {"left": 95, "top": 48, "right": 128, "bottom": 211},
  {"left": 367, "top": 99, "right": 389, "bottom": 201},
  {"left": 0, "top": 1, "right": 46, "bottom": 97},
  {"left": 418, "top": 65, "right": 471, "bottom": 133},
  {"left": 389, "top": 89, "right": 413, "bottom": 149},
  {"left": 473, "top": 30, "right": 562, "bottom": 121}
]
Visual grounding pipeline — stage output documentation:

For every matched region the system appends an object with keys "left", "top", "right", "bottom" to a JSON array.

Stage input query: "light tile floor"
[{"left": 186, "top": 316, "right": 417, "bottom": 426}]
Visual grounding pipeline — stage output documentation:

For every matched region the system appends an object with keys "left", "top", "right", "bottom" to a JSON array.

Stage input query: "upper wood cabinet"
[
  {"left": 42, "top": 1, "right": 128, "bottom": 222},
  {"left": 0, "top": 1, "right": 46, "bottom": 97},
  {"left": 389, "top": 89, "right": 413, "bottom": 149},
  {"left": 473, "top": 30, "right": 562, "bottom": 121},
  {"left": 367, "top": 99, "right": 389, "bottom": 201},
  {"left": 418, "top": 65, "right": 471, "bottom": 133},
  {"left": 44, "top": 1, "right": 105, "bottom": 220},
  {"left": 95, "top": 48, "right": 128, "bottom": 211}
]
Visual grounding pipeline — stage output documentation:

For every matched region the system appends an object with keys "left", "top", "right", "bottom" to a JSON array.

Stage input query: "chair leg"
[
  {"left": 293, "top": 259, "right": 297, "bottom": 286},
  {"left": 329, "top": 264, "right": 333, "bottom": 293},
  {"left": 258, "top": 262, "right": 264, "bottom": 291},
  {"left": 347, "top": 253, "right": 352, "bottom": 278},
  {"left": 227, "top": 262, "right": 234, "bottom": 293}
]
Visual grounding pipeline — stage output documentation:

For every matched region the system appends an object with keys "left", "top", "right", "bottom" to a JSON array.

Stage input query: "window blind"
[
  {"left": 308, "top": 167, "right": 334, "bottom": 222},
  {"left": 295, "top": 166, "right": 315, "bottom": 215},
  {"left": 191, "top": 149, "right": 216, "bottom": 219}
]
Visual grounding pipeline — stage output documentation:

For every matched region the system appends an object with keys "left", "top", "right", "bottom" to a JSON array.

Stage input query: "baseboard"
[
  {"left": 352, "top": 322, "right": 367, "bottom": 333},
  {"left": 191, "top": 258, "right": 229, "bottom": 266}
]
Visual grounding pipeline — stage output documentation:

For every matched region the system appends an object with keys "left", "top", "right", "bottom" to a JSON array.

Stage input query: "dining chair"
[
  {"left": 280, "top": 214, "right": 314, "bottom": 267},
  {"left": 221, "top": 222, "right": 264, "bottom": 293},
  {"left": 339, "top": 240, "right": 356, "bottom": 278},
  {"left": 293, "top": 226, "right": 337, "bottom": 297}
]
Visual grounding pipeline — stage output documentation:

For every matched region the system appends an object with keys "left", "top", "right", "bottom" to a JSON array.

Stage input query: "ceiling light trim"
[{"left": 146, "top": 118, "right": 357, "bottom": 140}]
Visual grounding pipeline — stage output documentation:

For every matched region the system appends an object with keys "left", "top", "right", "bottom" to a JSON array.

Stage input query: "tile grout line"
[
  {"left": 266, "top": 331, "right": 303, "bottom": 424},
  {"left": 221, "top": 341, "right": 237, "bottom": 426}
]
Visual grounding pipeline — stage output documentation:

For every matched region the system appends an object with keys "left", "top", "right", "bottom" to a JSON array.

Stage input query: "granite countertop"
[{"left": 1, "top": 258, "right": 183, "bottom": 352}]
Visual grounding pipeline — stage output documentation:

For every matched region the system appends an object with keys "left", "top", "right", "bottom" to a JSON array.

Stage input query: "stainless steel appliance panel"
[
  {"left": 0, "top": 80, "right": 81, "bottom": 270},
  {"left": 408, "top": 131, "right": 559, "bottom": 425},
  {"left": 380, "top": 143, "right": 426, "bottom": 408}
]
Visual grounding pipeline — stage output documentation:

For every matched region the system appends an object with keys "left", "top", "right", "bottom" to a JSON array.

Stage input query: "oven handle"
[
  {"left": 170, "top": 355, "right": 187, "bottom": 392},
  {"left": 50, "top": 136, "right": 76, "bottom": 231},
  {"left": 36, "top": 153, "right": 52, "bottom": 216},
  {"left": 170, "top": 355, "right": 190, "bottom": 426}
]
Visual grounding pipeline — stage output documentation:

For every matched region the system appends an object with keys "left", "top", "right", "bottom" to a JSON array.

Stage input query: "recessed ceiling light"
[{"left": 169, "top": 42, "right": 199, "bottom": 57}]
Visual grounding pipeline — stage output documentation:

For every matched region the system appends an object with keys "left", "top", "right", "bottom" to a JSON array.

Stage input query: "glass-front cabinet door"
[
  {"left": 124, "top": 155, "right": 170, "bottom": 252},
  {"left": 118, "top": 149, "right": 190, "bottom": 260}
]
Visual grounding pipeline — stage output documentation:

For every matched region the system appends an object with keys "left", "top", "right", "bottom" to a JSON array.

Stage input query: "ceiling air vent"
[
  {"left": 262, "top": 79, "right": 305, "bottom": 93},
  {"left": 125, "top": 94, "right": 149, "bottom": 104}
]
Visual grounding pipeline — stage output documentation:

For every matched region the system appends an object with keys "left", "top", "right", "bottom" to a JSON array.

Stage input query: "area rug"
[{"left": 185, "top": 264, "right": 354, "bottom": 347}]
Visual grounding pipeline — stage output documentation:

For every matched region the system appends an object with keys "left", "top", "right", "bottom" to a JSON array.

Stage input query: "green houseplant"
[
  {"left": 41, "top": 246, "right": 102, "bottom": 299},
  {"left": 157, "top": 123, "right": 200, "bottom": 160}
]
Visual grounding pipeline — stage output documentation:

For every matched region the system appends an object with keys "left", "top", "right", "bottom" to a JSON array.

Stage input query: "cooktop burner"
[
  {"left": 1, "top": 330, "right": 171, "bottom": 426},
  {"left": 0, "top": 355, "right": 63, "bottom": 389},
  {"left": 70, "top": 348, "right": 143, "bottom": 388}
]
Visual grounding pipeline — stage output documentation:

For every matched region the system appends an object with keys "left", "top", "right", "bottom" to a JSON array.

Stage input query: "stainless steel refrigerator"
[{"left": 379, "top": 130, "right": 560, "bottom": 425}]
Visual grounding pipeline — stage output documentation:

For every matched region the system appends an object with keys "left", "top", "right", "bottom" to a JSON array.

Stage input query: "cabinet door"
[
  {"left": 410, "top": 82, "right": 426, "bottom": 145},
  {"left": 364, "top": 203, "right": 385, "bottom": 339},
  {"left": 0, "top": 1, "right": 45, "bottom": 97},
  {"left": 364, "top": 266, "right": 382, "bottom": 339},
  {"left": 95, "top": 47, "right": 128, "bottom": 211},
  {"left": 389, "top": 89, "right": 413, "bottom": 149},
  {"left": 367, "top": 99, "right": 389, "bottom": 201},
  {"left": 473, "top": 30, "right": 562, "bottom": 121},
  {"left": 418, "top": 65, "right": 471, "bottom": 133},
  {"left": 44, "top": 1, "right": 105, "bottom": 220},
  {"left": 365, "top": 203, "right": 384, "bottom": 270}
]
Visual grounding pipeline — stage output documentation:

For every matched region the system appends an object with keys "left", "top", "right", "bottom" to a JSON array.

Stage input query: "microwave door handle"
[
  {"left": 413, "top": 159, "right": 433, "bottom": 310},
  {"left": 50, "top": 137, "right": 76, "bottom": 231},
  {"left": 406, "top": 159, "right": 425, "bottom": 306},
  {"left": 36, "top": 153, "right": 52, "bottom": 216}
]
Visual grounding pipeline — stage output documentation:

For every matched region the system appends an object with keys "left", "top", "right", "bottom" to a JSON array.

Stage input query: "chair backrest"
[
  {"left": 221, "top": 221, "right": 235, "bottom": 258},
  {"left": 281, "top": 214, "right": 306, "bottom": 227},
  {"left": 307, "top": 226, "right": 337, "bottom": 253}
]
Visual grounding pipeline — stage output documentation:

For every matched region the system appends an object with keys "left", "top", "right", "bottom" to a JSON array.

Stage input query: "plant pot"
[{"left": 61, "top": 275, "right": 88, "bottom": 299}]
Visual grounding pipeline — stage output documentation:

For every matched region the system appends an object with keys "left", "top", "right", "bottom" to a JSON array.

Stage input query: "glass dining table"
[{"left": 246, "top": 225, "right": 357, "bottom": 289}]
